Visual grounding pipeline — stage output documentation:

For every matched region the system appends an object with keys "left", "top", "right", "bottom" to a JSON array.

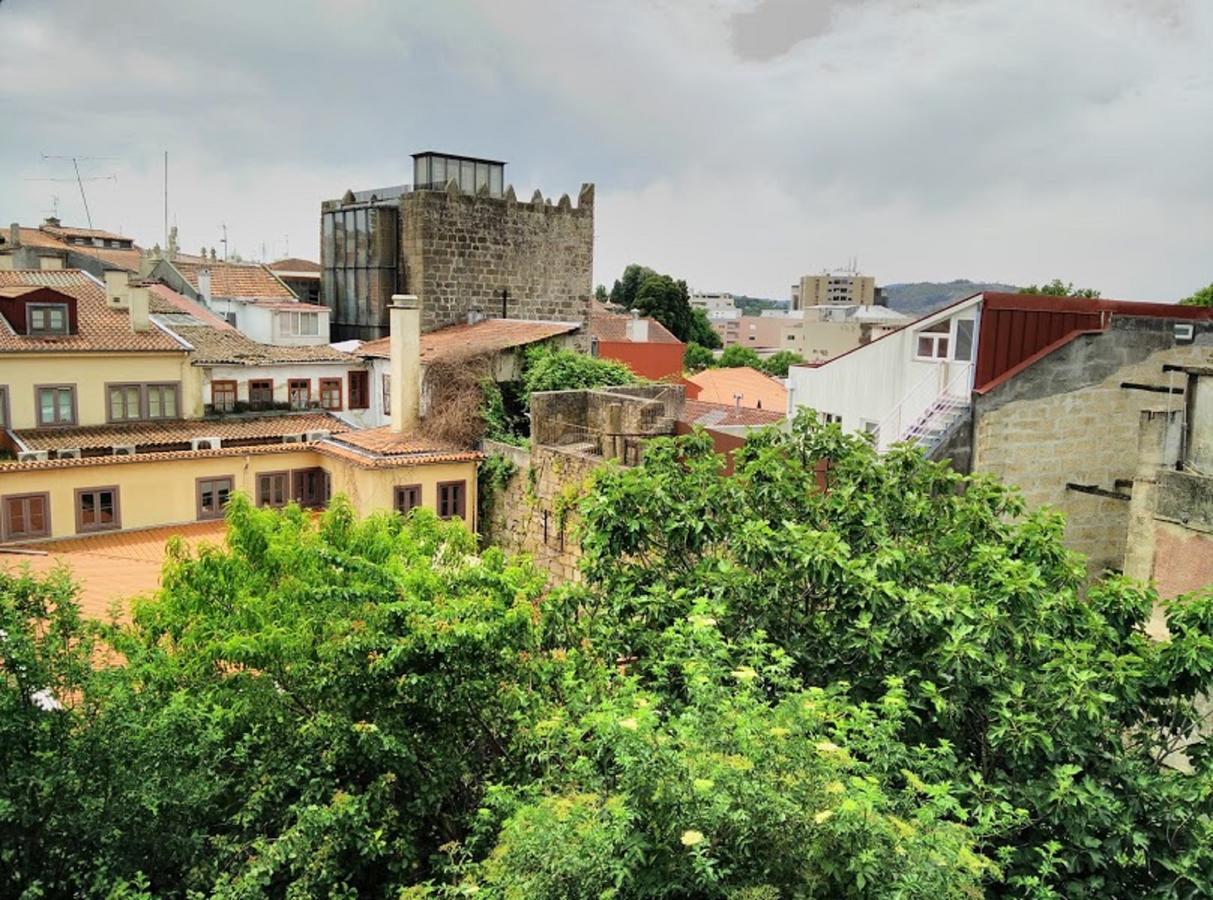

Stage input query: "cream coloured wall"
[
  {"left": 0, "top": 449, "right": 478, "bottom": 541},
  {"left": 1, "top": 351, "right": 195, "bottom": 430}
]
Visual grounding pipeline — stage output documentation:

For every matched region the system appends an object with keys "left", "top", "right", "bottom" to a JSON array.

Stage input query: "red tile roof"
[
  {"left": 358, "top": 318, "right": 581, "bottom": 362},
  {"left": 173, "top": 260, "right": 296, "bottom": 300},
  {"left": 686, "top": 367, "right": 788, "bottom": 412},
  {"left": 316, "top": 431, "right": 481, "bottom": 469},
  {"left": 589, "top": 311, "right": 681, "bottom": 344},
  {"left": 0, "top": 226, "right": 144, "bottom": 272},
  {"left": 13, "top": 413, "right": 349, "bottom": 452},
  {"left": 681, "top": 399, "right": 785, "bottom": 428},
  {"left": 0, "top": 441, "right": 326, "bottom": 472},
  {"left": 147, "top": 284, "right": 237, "bottom": 330},
  {"left": 41, "top": 224, "right": 133, "bottom": 242},
  {"left": 269, "top": 257, "right": 321, "bottom": 273},
  {"left": 0, "top": 270, "right": 186, "bottom": 353}
]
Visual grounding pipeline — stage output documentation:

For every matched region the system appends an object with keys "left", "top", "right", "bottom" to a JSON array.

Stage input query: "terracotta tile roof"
[
  {"left": 686, "top": 366, "right": 788, "bottom": 412},
  {"left": 0, "top": 270, "right": 186, "bottom": 353},
  {"left": 173, "top": 260, "right": 297, "bottom": 300},
  {"left": 0, "top": 441, "right": 325, "bottom": 472},
  {"left": 147, "top": 284, "right": 237, "bottom": 330},
  {"left": 269, "top": 257, "right": 321, "bottom": 273},
  {"left": 682, "top": 399, "right": 785, "bottom": 427},
  {"left": 166, "top": 323, "right": 355, "bottom": 365},
  {"left": 13, "top": 413, "right": 349, "bottom": 452},
  {"left": 0, "top": 227, "right": 144, "bottom": 272},
  {"left": 41, "top": 224, "right": 133, "bottom": 242},
  {"left": 589, "top": 311, "right": 681, "bottom": 344},
  {"left": 0, "top": 285, "right": 41, "bottom": 298},
  {"left": 0, "top": 521, "right": 229, "bottom": 620},
  {"left": 320, "top": 427, "right": 481, "bottom": 468},
  {"left": 358, "top": 318, "right": 581, "bottom": 362}
]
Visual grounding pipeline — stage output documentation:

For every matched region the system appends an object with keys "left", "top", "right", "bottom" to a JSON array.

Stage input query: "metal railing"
[{"left": 875, "top": 363, "right": 972, "bottom": 452}]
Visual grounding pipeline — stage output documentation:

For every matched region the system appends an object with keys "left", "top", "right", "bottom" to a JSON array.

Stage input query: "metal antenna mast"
[{"left": 29, "top": 155, "right": 117, "bottom": 229}]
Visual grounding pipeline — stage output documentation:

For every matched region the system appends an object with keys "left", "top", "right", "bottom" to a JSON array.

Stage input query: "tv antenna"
[
  {"left": 220, "top": 223, "right": 229, "bottom": 261},
  {"left": 26, "top": 154, "right": 118, "bottom": 229}
]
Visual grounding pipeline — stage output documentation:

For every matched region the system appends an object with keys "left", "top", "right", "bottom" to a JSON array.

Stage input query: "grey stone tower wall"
[{"left": 402, "top": 182, "right": 594, "bottom": 339}]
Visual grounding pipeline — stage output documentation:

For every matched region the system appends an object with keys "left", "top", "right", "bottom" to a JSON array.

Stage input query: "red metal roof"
[{"left": 974, "top": 293, "right": 1213, "bottom": 393}]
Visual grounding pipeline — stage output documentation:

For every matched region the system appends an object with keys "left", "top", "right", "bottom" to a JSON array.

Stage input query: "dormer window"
[{"left": 28, "top": 302, "right": 70, "bottom": 336}]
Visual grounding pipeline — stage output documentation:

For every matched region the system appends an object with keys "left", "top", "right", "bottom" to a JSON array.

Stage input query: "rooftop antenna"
[
  {"left": 163, "top": 151, "right": 168, "bottom": 254},
  {"left": 33, "top": 154, "right": 117, "bottom": 229},
  {"left": 220, "top": 223, "right": 228, "bottom": 261}
]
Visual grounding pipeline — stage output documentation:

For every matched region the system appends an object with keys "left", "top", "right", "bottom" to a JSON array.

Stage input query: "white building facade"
[{"left": 786, "top": 294, "right": 981, "bottom": 450}]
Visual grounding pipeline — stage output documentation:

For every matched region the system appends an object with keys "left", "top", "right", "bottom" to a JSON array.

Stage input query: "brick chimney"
[{"left": 389, "top": 294, "right": 421, "bottom": 432}]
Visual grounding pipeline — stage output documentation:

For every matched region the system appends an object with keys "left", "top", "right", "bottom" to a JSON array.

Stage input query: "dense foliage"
[
  {"left": 683, "top": 341, "right": 715, "bottom": 372},
  {"left": 608, "top": 263, "right": 721, "bottom": 347},
  {"left": 520, "top": 345, "right": 636, "bottom": 407},
  {"left": 758, "top": 349, "right": 807, "bottom": 377},
  {"left": 717, "top": 345, "right": 764, "bottom": 369},
  {"left": 1179, "top": 283, "right": 1213, "bottom": 307},
  {"left": 4, "top": 414, "right": 1212, "bottom": 897}
]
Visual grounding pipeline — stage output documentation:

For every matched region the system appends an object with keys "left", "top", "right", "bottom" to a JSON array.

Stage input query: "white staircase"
[
  {"left": 875, "top": 363, "right": 973, "bottom": 452},
  {"left": 901, "top": 394, "right": 970, "bottom": 452}
]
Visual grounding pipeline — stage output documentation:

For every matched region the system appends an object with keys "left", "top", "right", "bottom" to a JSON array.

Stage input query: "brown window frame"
[
  {"left": 292, "top": 467, "right": 330, "bottom": 509},
  {"left": 34, "top": 384, "right": 77, "bottom": 427},
  {"left": 145, "top": 382, "right": 180, "bottom": 420},
  {"left": 106, "top": 383, "right": 144, "bottom": 423},
  {"left": 248, "top": 379, "right": 274, "bottom": 409},
  {"left": 27, "top": 302, "right": 70, "bottom": 336},
  {"left": 211, "top": 380, "right": 238, "bottom": 413},
  {"left": 288, "top": 379, "right": 311, "bottom": 410},
  {"left": 437, "top": 480, "right": 466, "bottom": 520},
  {"left": 256, "top": 470, "right": 290, "bottom": 508},
  {"left": 394, "top": 484, "right": 422, "bottom": 515},
  {"left": 319, "top": 378, "right": 343, "bottom": 411},
  {"left": 348, "top": 370, "right": 369, "bottom": 410},
  {"left": 2, "top": 492, "right": 51, "bottom": 541},
  {"left": 75, "top": 485, "right": 121, "bottom": 533},
  {"left": 196, "top": 475, "right": 234, "bottom": 520}
]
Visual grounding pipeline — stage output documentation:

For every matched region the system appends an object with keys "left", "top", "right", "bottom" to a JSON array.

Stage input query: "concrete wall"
[
  {"left": 973, "top": 317, "right": 1213, "bottom": 575},
  {"left": 402, "top": 184, "right": 593, "bottom": 339}
]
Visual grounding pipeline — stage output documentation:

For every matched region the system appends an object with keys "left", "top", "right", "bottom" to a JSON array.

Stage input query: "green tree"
[
  {"left": 683, "top": 341, "right": 715, "bottom": 372},
  {"left": 759, "top": 349, "right": 806, "bottom": 377},
  {"left": 1020, "top": 279, "right": 1100, "bottom": 298},
  {"left": 718, "top": 345, "right": 763, "bottom": 368},
  {"left": 633, "top": 273, "right": 693, "bottom": 341},
  {"left": 609, "top": 264, "right": 656, "bottom": 308},
  {"left": 1179, "top": 283, "right": 1213, "bottom": 307},
  {"left": 521, "top": 345, "right": 635, "bottom": 406},
  {"left": 575, "top": 414, "right": 1213, "bottom": 896},
  {"left": 594, "top": 284, "right": 608, "bottom": 302},
  {"left": 688, "top": 307, "right": 722, "bottom": 349}
]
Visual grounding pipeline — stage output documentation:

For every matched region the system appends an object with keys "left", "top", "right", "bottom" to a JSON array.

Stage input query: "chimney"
[
  {"left": 129, "top": 285, "right": 150, "bottom": 332},
  {"left": 8, "top": 223, "right": 19, "bottom": 248},
  {"left": 198, "top": 268, "right": 213, "bottom": 305},
  {"left": 626, "top": 314, "right": 650, "bottom": 343},
  {"left": 103, "top": 270, "right": 130, "bottom": 309},
  {"left": 389, "top": 294, "right": 422, "bottom": 433}
]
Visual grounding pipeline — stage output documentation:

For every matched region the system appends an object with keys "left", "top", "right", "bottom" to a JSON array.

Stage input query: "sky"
[{"left": 1, "top": 0, "right": 1210, "bottom": 301}]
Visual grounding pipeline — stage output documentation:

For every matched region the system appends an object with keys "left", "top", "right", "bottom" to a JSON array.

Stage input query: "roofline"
[
  {"left": 411, "top": 151, "right": 507, "bottom": 165},
  {"left": 973, "top": 328, "right": 1106, "bottom": 396}
]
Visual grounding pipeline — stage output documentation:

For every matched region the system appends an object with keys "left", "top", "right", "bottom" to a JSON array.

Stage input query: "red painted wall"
[{"left": 598, "top": 340, "right": 685, "bottom": 380}]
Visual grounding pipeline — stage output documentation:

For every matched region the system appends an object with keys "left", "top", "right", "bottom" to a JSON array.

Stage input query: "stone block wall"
[
  {"left": 973, "top": 317, "right": 1213, "bottom": 575},
  {"left": 402, "top": 183, "right": 593, "bottom": 342}
]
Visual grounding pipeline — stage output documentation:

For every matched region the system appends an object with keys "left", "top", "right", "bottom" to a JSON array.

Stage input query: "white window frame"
[{"left": 914, "top": 319, "right": 952, "bottom": 361}]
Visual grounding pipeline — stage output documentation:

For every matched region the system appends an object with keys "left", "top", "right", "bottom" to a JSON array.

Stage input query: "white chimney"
[
  {"left": 198, "top": 268, "right": 213, "bottom": 305},
  {"left": 626, "top": 314, "right": 649, "bottom": 343},
  {"left": 103, "top": 270, "right": 130, "bottom": 309},
  {"left": 389, "top": 294, "right": 422, "bottom": 433},
  {"left": 129, "top": 285, "right": 150, "bottom": 332}
]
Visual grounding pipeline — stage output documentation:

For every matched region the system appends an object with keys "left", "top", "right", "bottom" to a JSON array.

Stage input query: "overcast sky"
[{"left": 2, "top": 0, "right": 1210, "bottom": 300}]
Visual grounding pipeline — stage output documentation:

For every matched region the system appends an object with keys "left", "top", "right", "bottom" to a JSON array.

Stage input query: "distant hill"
[{"left": 880, "top": 280, "right": 1019, "bottom": 318}]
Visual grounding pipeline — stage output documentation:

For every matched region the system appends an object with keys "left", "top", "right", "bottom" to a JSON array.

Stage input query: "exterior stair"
[{"left": 900, "top": 394, "right": 970, "bottom": 453}]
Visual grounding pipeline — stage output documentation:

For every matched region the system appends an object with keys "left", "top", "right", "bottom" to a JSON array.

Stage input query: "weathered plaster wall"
[{"left": 402, "top": 184, "right": 593, "bottom": 341}]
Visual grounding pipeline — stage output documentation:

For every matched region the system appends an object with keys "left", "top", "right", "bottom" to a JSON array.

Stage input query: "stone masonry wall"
[
  {"left": 973, "top": 319, "right": 1213, "bottom": 575},
  {"left": 402, "top": 183, "right": 593, "bottom": 343}
]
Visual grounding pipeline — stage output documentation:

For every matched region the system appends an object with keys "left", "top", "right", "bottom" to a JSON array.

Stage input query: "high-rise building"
[{"left": 791, "top": 272, "right": 877, "bottom": 311}]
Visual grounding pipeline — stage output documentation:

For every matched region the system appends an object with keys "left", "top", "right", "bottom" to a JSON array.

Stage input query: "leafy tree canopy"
[
  {"left": 758, "top": 349, "right": 806, "bottom": 377},
  {"left": 520, "top": 344, "right": 636, "bottom": 407},
  {"left": 1179, "top": 283, "right": 1213, "bottom": 307},
  {"left": 718, "top": 345, "right": 764, "bottom": 369},
  {"left": 683, "top": 341, "right": 715, "bottom": 372},
  {"left": 688, "top": 307, "right": 722, "bottom": 349},
  {"left": 609, "top": 264, "right": 657, "bottom": 309},
  {"left": 1019, "top": 279, "right": 1101, "bottom": 298}
]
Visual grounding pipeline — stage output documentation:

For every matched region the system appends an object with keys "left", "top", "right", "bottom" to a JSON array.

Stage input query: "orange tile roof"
[
  {"left": 358, "top": 318, "right": 580, "bottom": 361},
  {"left": 0, "top": 226, "right": 145, "bottom": 272},
  {"left": 0, "top": 441, "right": 327, "bottom": 472},
  {"left": 147, "top": 283, "right": 237, "bottom": 330},
  {"left": 269, "top": 257, "right": 321, "bottom": 273},
  {"left": 686, "top": 366, "right": 788, "bottom": 412},
  {"left": 318, "top": 428, "right": 481, "bottom": 468},
  {"left": 682, "top": 399, "right": 785, "bottom": 427},
  {"left": 0, "top": 270, "right": 186, "bottom": 353},
  {"left": 41, "top": 224, "right": 133, "bottom": 242},
  {"left": 13, "top": 412, "right": 349, "bottom": 452},
  {"left": 589, "top": 312, "right": 681, "bottom": 344},
  {"left": 0, "top": 521, "right": 229, "bottom": 620},
  {"left": 173, "top": 260, "right": 296, "bottom": 300},
  {"left": 167, "top": 322, "right": 355, "bottom": 365}
]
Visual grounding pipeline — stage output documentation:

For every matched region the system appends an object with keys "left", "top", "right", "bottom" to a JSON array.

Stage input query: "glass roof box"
[{"left": 412, "top": 152, "right": 505, "bottom": 198}]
